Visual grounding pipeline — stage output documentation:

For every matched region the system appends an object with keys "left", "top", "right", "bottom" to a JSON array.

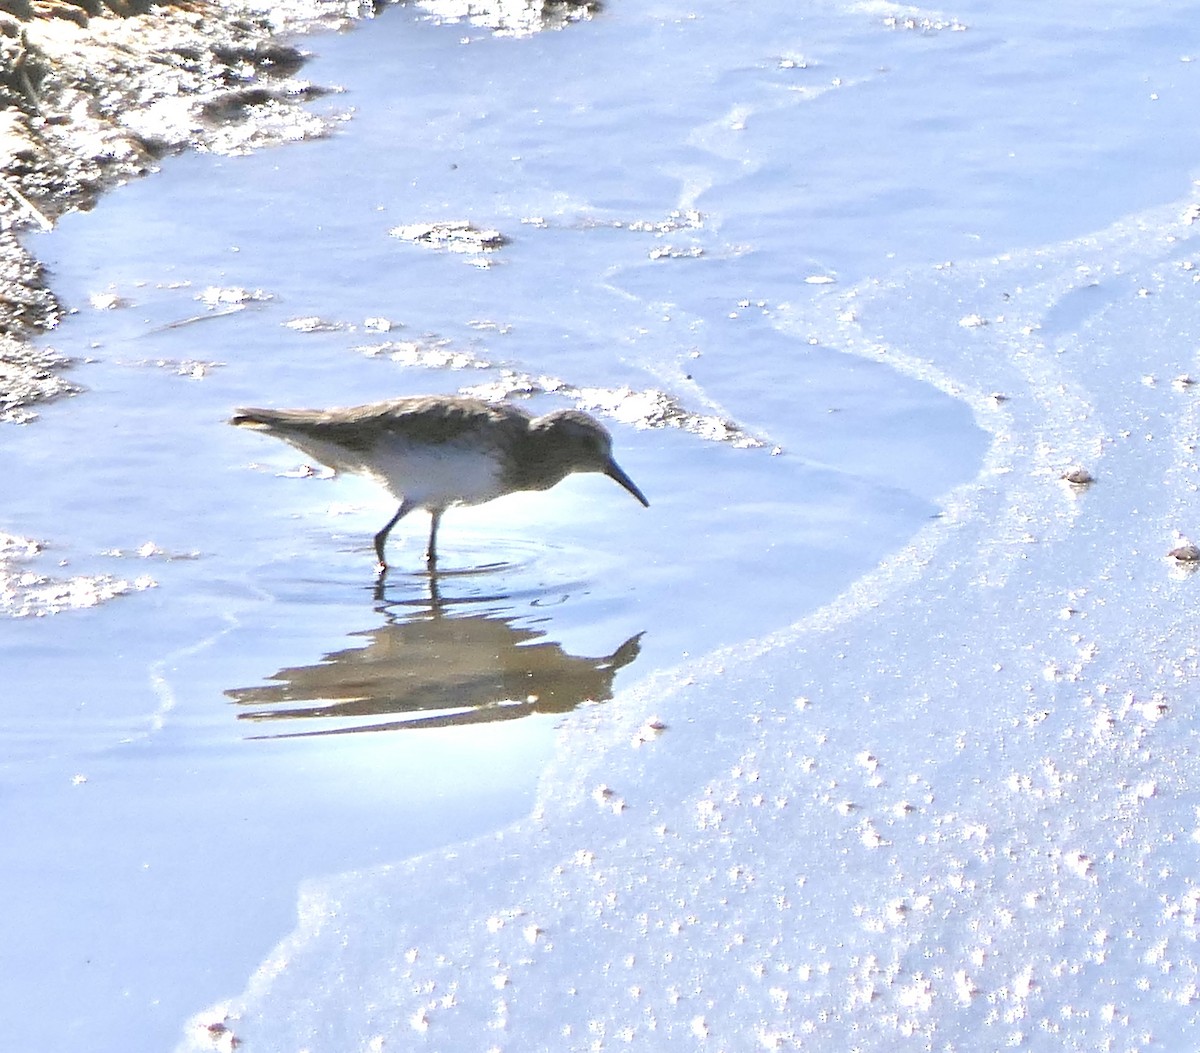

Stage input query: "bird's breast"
[{"left": 371, "top": 435, "right": 510, "bottom": 510}]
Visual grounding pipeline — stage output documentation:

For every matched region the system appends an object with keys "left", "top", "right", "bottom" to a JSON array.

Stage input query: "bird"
[{"left": 230, "top": 395, "right": 649, "bottom": 573}]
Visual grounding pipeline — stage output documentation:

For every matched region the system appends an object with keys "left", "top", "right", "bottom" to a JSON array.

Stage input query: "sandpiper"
[{"left": 230, "top": 395, "right": 649, "bottom": 572}]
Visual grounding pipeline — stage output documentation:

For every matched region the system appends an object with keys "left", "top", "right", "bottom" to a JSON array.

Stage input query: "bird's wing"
[
  {"left": 231, "top": 397, "right": 530, "bottom": 457},
  {"left": 328, "top": 397, "right": 530, "bottom": 452}
]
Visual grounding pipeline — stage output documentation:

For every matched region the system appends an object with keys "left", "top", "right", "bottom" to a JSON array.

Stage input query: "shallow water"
[
  {"left": 0, "top": 3, "right": 990, "bottom": 1049},
  {"left": 204, "top": 1, "right": 1200, "bottom": 1048}
]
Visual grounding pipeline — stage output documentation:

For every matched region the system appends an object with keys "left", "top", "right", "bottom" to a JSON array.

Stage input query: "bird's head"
[{"left": 530, "top": 409, "right": 649, "bottom": 506}]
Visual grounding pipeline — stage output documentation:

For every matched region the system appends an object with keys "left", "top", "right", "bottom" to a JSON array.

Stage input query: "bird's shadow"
[{"left": 226, "top": 566, "right": 645, "bottom": 737}]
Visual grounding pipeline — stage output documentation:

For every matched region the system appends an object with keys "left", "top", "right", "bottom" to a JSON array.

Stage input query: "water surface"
[{"left": 0, "top": 3, "right": 998, "bottom": 1049}]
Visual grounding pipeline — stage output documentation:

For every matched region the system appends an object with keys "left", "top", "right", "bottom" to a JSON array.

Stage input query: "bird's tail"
[{"left": 230, "top": 407, "right": 305, "bottom": 432}]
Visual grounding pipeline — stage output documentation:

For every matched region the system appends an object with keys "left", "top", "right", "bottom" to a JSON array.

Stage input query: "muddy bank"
[
  {"left": 0, "top": 0, "right": 597, "bottom": 422},
  {"left": 0, "top": 0, "right": 371, "bottom": 420}
]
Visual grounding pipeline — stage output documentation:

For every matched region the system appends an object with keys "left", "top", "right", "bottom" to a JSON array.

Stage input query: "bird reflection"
[{"left": 227, "top": 575, "right": 643, "bottom": 737}]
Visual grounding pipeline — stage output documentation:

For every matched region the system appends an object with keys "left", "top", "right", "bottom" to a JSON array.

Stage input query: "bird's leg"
[
  {"left": 425, "top": 508, "right": 443, "bottom": 570},
  {"left": 374, "top": 500, "right": 413, "bottom": 575}
]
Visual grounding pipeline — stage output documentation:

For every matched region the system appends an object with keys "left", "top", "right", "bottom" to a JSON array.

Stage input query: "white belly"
[{"left": 368, "top": 436, "right": 509, "bottom": 511}]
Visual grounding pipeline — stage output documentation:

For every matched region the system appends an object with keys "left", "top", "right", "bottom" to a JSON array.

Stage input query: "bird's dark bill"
[{"left": 604, "top": 459, "right": 649, "bottom": 507}]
